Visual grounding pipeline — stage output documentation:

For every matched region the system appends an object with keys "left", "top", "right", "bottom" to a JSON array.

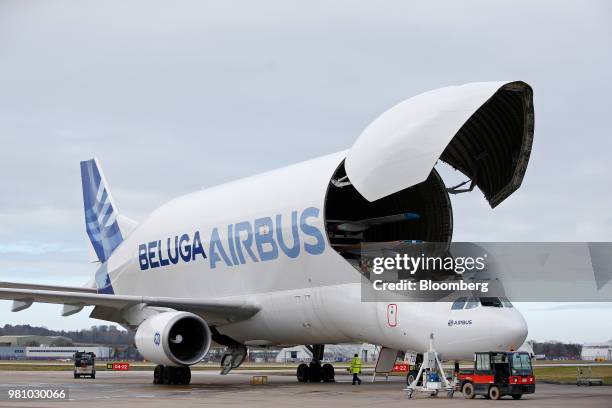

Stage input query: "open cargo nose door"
[
  {"left": 344, "top": 81, "right": 534, "bottom": 207},
  {"left": 324, "top": 81, "right": 534, "bottom": 271}
]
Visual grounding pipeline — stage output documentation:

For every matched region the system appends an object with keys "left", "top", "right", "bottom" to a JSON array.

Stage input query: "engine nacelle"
[{"left": 134, "top": 311, "right": 211, "bottom": 366}]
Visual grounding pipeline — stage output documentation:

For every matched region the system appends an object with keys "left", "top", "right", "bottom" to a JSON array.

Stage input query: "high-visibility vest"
[{"left": 350, "top": 357, "right": 362, "bottom": 374}]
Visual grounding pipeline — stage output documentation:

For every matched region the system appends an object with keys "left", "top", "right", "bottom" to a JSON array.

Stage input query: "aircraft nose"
[
  {"left": 505, "top": 310, "right": 528, "bottom": 349},
  {"left": 481, "top": 308, "right": 528, "bottom": 351}
]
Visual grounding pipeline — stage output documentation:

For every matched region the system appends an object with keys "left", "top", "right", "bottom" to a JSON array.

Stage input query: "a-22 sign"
[{"left": 106, "top": 362, "right": 130, "bottom": 371}]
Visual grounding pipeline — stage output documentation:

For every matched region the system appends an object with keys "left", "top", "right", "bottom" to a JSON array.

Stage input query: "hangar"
[
  {"left": 276, "top": 344, "right": 379, "bottom": 363},
  {"left": 581, "top": 341, "right": 612, "bottom": 361},
  {"left": 0, "top": 335, "right": 112, "bottom": 359}
]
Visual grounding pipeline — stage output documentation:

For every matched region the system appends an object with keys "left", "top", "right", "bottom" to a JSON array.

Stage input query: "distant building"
[
  {"left": 25, "top": 346, "right": 113, "bottom": 359},
  {"left": 0, "top": 335, "right": 73, "bottom": 347},
  {"left": 248, "top": 348, "right": 281, "bottom": 363},
  {"left": 276, "top": 346, "right": 311, "bottom": 363},
  {"left": 0, "top": 347, "right": 26, "bottom": 359},
  {"left": 0, "top": 345, "right": 113, "bottom": 360},
  {"left": 0, "top": 336, "right": 113, "bottom": 360},
  {"left": 276, "top": 344, "right": 379, "bottom": 363},
  {"left": 581, "top": 341, "right": 612, "bottom": 361}
]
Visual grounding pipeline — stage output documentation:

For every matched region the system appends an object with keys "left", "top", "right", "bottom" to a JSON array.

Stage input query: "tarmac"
[{"left": 0, "top": 370, "right": 610, "bottom": 408}]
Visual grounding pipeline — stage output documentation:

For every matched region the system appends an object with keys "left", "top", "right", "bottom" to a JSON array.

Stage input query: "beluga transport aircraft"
[{"left": 0, "top": 81, "right": 534, "bottom": 385}]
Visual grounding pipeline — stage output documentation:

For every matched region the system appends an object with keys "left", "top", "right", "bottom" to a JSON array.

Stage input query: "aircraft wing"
[
  {"left": 0, "top": 281, "right": 97, "bottom": 293},
  {"left": 0, "top": 287, "right": 260, "bottom": 325}
]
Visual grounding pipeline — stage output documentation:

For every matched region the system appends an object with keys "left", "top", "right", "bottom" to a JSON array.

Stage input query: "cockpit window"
[
  {"left": 451, "top": 296, "right": 512, "bottom": 309},
  {"left": 480, "top": 297, "right": 503, "bottom": 307},
  {"left": 451, "top": 297, "right": 467, "bottom": 310},
  {"left": 465, "top": 298, "right": 480, "bottom": 309}
]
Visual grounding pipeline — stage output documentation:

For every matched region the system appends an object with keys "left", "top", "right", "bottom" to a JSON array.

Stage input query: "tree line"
[{"left": 531, "top": 341, "right": 582, "bottom": 359}]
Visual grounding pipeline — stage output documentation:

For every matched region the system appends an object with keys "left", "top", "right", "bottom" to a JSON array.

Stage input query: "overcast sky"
[{"left": 0, "top": 0, "right": 611, "bottom": 343}]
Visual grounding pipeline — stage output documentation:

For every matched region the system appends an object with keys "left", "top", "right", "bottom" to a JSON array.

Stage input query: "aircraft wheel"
[
  {"left": 297, "top": 363, "right": 309, "bottom": 383},
  {"left": 153, "top": 365, "right": 164, "bottom": 384},
  {"left": 406, "top": 371, "right": 417, "bottom": 386},
  {"left": 462, "top": 382, "right": 476, "bottom": 399},
  {"left": 488, "top": 385, "right": 501, "bottom": 400},
  {"left": 182, "top": 367, "right": 191, "bottom": 385},
  {"left": 162, "top": 366, "right": 174, "bottom": 385},
  {"left": 511, "top": 394, "right": 522, "bottom": 400},
  {"left": 309, "top": 361, "right": 322, "bottom": 383},
  {"left": 174, "top": 367, "right": 184, "bottom": 384},
  {"left": 322, "top": 363, "right": 335, "bottom": 382},
  {"left": 175, "top": 366, "right": 191, "bottom": 385}
]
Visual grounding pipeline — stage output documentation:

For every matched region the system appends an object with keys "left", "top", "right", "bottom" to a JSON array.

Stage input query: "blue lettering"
[
  {"left": 300, "top": 207, "right": 325, "bottom": 255},
  {"left": 138, "top": 244, "right": 149, "bottom": 270},
  {"left": 276, "top": 211, "right": 300, "bottom": 258},
  {"left": 167, "top": 236, "right": 179, "bottom": 264},
  {"left": 254, "top": 217, "right": 278, "bottom": 261},
  {"left": 138, "top": 208, "right": 325, "bottom": 271},
  {"left": 209, "top": 227, "right": 232, "bottom": 269},
  {"left": 234, "top": 221, "right": 258, "bottom": 264},
  {"left": 226, "top": 224, "right": 239, "bottom": 265},
  {"left": 191, "top": 231, "right": 207, "bottom": 261},
  {"left": 148, "top": 241, "right": 160, "bottom": 268},
  {"left": 158, "top": 239, "right": 170, "bottom": 266},
  {"left": 179, "top": 233, "right": 191, "bottom": 262}
]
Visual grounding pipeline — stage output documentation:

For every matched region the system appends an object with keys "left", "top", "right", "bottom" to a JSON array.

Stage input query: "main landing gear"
[
  {"left": 296, "top": 344, "right": 335, "bottom": 383},
  {"left": 220, "top": 344, "right": 248, "bottom": 375},
  {"left": 153, "top": 365, "right": 191, "bottom": 385},
  {"left": 209, "top": 328, "right": 248, "bottom": 375}
]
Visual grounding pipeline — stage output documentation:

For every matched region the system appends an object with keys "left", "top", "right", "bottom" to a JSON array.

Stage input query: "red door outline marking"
[{"left": 387, "top": 304, "right": 398, "bottom": 327}]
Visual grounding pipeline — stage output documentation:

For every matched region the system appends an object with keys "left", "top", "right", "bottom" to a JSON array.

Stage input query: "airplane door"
[{"left": 387, "top": 304, "right": 397, "bottom": 327}]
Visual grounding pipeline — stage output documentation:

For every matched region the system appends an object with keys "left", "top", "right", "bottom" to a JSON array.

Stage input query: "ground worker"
[{"left": 350, "top": 353, "right": 362, "bottom": 385}]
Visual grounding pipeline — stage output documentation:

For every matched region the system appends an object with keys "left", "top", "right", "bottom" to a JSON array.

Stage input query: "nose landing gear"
[{"left": 404, "top": 334, "right": 455, "bottom": 399}]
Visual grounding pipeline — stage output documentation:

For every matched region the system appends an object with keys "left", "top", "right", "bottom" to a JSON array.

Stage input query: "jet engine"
[{"left": 134, "top": 311, "right": 212, "bottom": 366}]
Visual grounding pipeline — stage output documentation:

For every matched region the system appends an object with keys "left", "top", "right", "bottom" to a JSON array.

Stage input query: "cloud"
[{"left": 0, "top": 241, "right": 81, "bottom": 255}]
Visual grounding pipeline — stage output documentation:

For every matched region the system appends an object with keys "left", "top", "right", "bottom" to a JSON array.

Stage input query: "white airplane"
[{"left": 0, "top": 80, "right": 534, "bottom": 385}]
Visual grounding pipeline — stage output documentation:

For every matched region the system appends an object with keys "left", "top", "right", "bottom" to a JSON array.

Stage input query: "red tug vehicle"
[{"left": 457, "top": 351, "right": 535, "bottom": 400}]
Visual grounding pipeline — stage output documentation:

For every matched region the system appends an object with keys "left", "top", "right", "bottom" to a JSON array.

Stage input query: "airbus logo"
[
  {"left": 138, "top": 207, "right": 325, "bottom": 271},
  {"left": 448, "top": 319, "right": 473, "bottom": 326}
]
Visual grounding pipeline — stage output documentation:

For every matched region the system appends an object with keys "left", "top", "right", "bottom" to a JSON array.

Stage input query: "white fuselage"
[{"left": 100, "top": 151, "right": 528, "bottom": 360}]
